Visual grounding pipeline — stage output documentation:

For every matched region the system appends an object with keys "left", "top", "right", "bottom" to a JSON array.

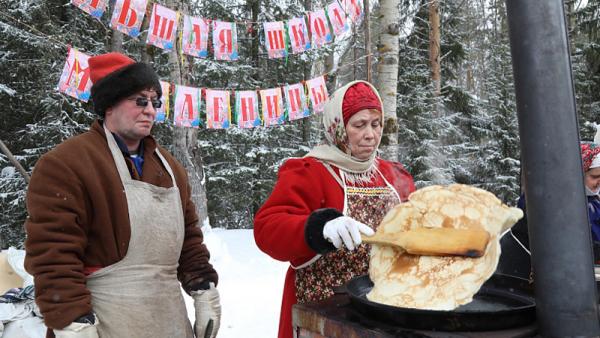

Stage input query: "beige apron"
[
  {"left": 295, "top": 165, "right": 401, "bottom": 302},
  {"left": 85, "top": 126, "right": 193, "bottom": 338}
]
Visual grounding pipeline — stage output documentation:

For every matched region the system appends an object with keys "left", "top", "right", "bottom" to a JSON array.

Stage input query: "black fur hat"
[{"left": 89, "top": 53, "right": 162, "bottom": 117}]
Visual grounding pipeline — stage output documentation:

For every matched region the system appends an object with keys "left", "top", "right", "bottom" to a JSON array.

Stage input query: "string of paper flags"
[
  {"left": 71, "top": 0, "right": 365, "bottom": 60},
  {"left": 57, "top": 47, "right": 332, "bottom": 129},
  {"left": 0, "top": 4, "right": 371, "bottom": 130}
]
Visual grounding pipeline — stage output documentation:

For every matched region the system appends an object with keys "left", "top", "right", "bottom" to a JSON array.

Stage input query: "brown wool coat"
[{"left": 24, "top": 120, "right": 217, "bottom": 331}]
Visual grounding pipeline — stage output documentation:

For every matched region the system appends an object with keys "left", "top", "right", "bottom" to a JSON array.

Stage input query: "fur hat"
[
  {"left": 89, "top": 52, "right": 162, "bottom": 117},
  {"left": 341, "top": 82, "right": 382, "bottom": 125}
]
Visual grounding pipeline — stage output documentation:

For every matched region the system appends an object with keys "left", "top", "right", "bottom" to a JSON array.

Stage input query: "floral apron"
[
  {"left": 295, "top": 165, "right": 401, "bottom": 303},
  {"left": 85, "top": 126, "right": 193, "bottom": 338}
]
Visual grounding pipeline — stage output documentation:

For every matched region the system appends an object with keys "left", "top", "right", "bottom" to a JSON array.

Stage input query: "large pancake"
[{"left": 366, "top": 184, "right": 523, "bottom": 310}]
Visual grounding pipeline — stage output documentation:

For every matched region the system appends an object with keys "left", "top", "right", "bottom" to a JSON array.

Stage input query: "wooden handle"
[{"left": 362, "top": 227, "right": 490, "bottom": 258}]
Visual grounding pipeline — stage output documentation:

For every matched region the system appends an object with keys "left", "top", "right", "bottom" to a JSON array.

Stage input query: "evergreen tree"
[
  {"left": 0, "top": 0, "right": 104, "bottom": 247},
  {"left": 574, "top": 0, "right": 600, "bottom": 140}
]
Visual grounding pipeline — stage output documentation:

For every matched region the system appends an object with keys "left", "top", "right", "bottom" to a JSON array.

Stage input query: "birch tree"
[
  {"left": 163, "top": 0, "right": 210, "bottom": 227},
  {"left": 375, "top": 0, "right": 401, "bottom": 162}
]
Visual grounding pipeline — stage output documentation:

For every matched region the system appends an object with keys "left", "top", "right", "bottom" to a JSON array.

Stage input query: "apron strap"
[
  {"left": 374, "top": 166, "right": 402, "bottom": 203},
  {"left": 104, "top": 124, "right": 177, "bottom": 187},
  {"left": 290, "top": 254, "right": 322, "bottom": 270},
  {"left": 155, "top": 148, "right": 177, "bottom": 187},
  {"left": 104, "top": 124, "right": 134, "bottom": 183},
  {"left": 320, "top": 161, "right": 344, "bottom": 188}
]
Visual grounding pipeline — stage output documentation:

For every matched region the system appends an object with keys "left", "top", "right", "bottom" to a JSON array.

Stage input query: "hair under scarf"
[{"left": 304, "top": 80, "right": 384, "bottom": 179}]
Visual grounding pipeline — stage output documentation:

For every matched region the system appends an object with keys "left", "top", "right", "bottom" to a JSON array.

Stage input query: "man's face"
[{"left": 105, "top": 89, "right": 158, "bottom": 149}]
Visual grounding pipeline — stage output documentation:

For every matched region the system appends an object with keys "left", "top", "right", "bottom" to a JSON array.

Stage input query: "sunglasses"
[{"left": 128, "top": 97, "right": 162, "bottom": 109}]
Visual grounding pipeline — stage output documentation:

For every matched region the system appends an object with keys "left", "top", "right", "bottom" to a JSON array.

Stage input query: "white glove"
[
  {"left": 53, "top": 315, "right": 99, "bottom": 338},
  {"left": 323, "top": 216, "right": 375, "bottom": 251},
  {"left": 192, "top": 283, "right": 221, "bottom": 338}
]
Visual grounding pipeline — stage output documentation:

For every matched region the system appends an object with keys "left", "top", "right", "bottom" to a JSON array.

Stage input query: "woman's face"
[
  {"left": 585, "top": 167, "right": 600, "bottom": 193},
  {"left": 345, "top": 109, "right": 382, "bottom": 160}
]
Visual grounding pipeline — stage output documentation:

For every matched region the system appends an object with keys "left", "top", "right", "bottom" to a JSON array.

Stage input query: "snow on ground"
[{"left": 184, "top": 228, "right": 288, "bottom": 338}]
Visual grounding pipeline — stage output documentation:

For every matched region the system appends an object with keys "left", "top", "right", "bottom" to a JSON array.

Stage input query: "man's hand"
[
  {"left": 192, "top": 283, "right": 221, "bottom": 338},
  {"left": 323, "top": 216, "right": 374, "bottom": 251},
  {"left": 53, "top": 314, "right": 99, "bottom": 338}
]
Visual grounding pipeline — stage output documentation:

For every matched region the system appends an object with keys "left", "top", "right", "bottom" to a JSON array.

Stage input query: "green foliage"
[
  {"left": 0, "top": 0, "right": 101, "bottom": 247},
  {"left": 396, "top": 0, "right": 521, "bottom": 204},
  {"left": 1, "top": 0, "right": 598, "bottom": 242},
  {"left": 575, "top": 0, "right": 600, "bottom": 141}
]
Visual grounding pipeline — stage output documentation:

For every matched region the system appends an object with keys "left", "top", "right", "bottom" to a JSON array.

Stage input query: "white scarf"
[{"left": 304, "top": 80, "right": 384, "bottom": 183}]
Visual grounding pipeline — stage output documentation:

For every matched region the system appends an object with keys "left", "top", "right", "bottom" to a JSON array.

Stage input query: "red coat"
[{"left": 254, "top": 156, "right": 415, "bottom": 338}]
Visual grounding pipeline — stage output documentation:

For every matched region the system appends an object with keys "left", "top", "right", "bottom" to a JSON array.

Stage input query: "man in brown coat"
[{"left": 24, "top": 52, "right": 221, "bottom": 338}]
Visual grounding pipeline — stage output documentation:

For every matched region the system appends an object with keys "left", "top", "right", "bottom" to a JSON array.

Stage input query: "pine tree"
[
  {"left": 574, "top": 0, "right": 600, "bottom": 140},
  {"left": 0, "top": 0, "right": 104, "bottom": 247}
]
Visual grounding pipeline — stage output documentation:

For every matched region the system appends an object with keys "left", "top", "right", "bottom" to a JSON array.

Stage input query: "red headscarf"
[
  {"left": 341, "top": 82, "right": 382, "bottom": 125},
  {"left": 581, "top": 143, "right": 600, "bottom": 172}
]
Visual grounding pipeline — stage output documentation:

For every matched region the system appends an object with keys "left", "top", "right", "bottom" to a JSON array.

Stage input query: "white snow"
[
  {"left": 183, "top": 228, "right": 288, "bottom": 338},
  {"left": 1, "top": 229, "right": 287, "bottom": 338}
]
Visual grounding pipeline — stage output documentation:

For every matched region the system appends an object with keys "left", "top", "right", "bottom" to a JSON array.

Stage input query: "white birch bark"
[{"left": 374, "top": 0, "right": 401, "bottom": 162}]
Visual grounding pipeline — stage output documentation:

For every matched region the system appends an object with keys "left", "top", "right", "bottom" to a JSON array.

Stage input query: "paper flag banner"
[
  {"left": 235, "top": 91, "right": 261, "bottom": 128},
  {"left": 57, "top": 47, "right": 92, "bottom": 102},
  {"left": 206, "top": 89, "right": 231, "bottom": 129},
  {"left": 110, "top": 0, "right": 147, "bottom": 38},
  {"left": 155, "top": 81, "right": 170, "bottom": 123},
  {"left": 327, "top": 2, "right": 350, "bottom": 37},
  {"left": 147, "top": 3, "right": 178, "bottom": 50},
  {"left": 308, "top": 10, "right": 332, "bottom": 48},
  {"left": 71, "top": 0, "right": 108, "bottom": 19},
  {"left": 287, "top": 17, "right": 310, "bottom": 54},
  {"left": 173, "top": 85, "right": 201, "bottom": 128},
  {"left": 344, "top": 0, "right": 364, "bottom": 23},
  {"left": 213, "top": 21, "right": 239, "bottom": 61},
  {"left": 284, "top": 83, "right": 310, "bottom": 120},
  {"left": 182, "top": 15, "right": 209, "bottom": 58},
  {"left": 263, "top": 21, "right": 287, "bottom": 59},
  {"left": 306, "top": 76, "right": 328, "bottom": 114},
  {"left": 260, "top": 88, "right": 285, "bottom": 127}
]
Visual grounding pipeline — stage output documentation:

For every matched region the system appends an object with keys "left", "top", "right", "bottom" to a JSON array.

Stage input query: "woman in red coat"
[{"left": 254, "top": 80, "right": 416, "bottom": 338}]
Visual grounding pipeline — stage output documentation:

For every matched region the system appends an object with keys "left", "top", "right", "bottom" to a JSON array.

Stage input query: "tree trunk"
[
  {"left": 0, "top": 140, "right": 30, "bottom": 184},
  {"left": 429, "top": 0, "right": 441, "bottom": 97},
  {"left": 364, "top": 0, "right": 372, "bottom": 83},
  {"left": 109, "top": 0, "right": 123, "bottom": 52},
  {"left": 165, "top": 0, "right": 209, "bottom": 228},
  {"left": 374, "top": 0, "right": 400, "bottom": 162}
]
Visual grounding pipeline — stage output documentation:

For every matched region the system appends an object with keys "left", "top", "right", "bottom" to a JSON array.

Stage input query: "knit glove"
[
  {"left": 192, "top": 283, "right": 221, "bottom": 338},
  {"left": 323, "top": 216, "right": 374, "bottom": 251},
  {"left": 53, "top": 314, "right": 99, "bottom": 338}
]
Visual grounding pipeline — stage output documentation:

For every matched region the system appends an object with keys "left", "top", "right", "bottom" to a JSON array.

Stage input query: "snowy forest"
[{"left": 0, "top": 0, "right": 599, "bottom": 249}]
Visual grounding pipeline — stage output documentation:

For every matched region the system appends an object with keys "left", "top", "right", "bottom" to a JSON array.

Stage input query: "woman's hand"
[{"left": 323, "top": 216, "right": 374, "bottom": 250}]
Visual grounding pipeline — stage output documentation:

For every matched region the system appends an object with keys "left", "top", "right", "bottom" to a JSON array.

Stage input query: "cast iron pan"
[{"left": 347, "top": 273, "right": 536, "bottom": 331}]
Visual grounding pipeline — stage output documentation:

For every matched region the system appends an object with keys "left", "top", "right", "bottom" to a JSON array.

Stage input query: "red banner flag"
[{"left": 57, "top": 47, "right": 92, "bottom": 102}]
